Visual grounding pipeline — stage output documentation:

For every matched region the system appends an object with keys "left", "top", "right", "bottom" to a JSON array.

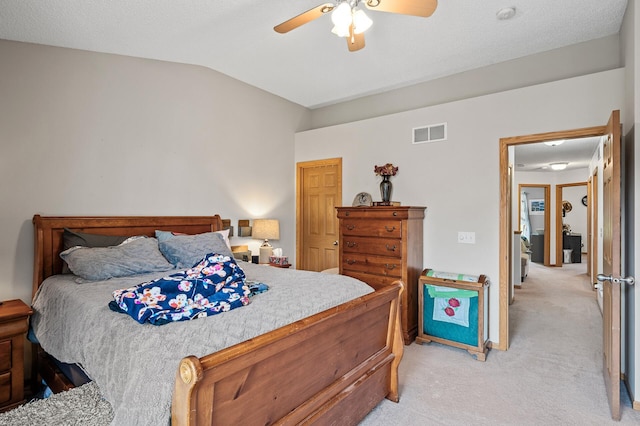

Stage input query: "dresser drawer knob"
[
  {"left": 384, "top": 264, "right": 397, "bottom": 270},
  {"left": 393, "top": 211, "right": 397, "bottom": 216},
  {"left": 385, "top": 244, "right": 397, "bottom": 251},
  {"left": 384, "top": 226, "right": 396, "bottom": 232},
  {"left": 346, "top": 259, "right": 357, "bottom": 265},
  {"left": 346, "top": 241, "right": 358, "bottom": 248},
  {"left": 346, "top": 224, "right": 356, "bottom": 231}
]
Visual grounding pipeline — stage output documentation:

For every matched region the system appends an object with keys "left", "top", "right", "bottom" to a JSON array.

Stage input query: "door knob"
[
  {"left": 597, "top": 274, "right": 635, "bottom": 285},
  {"left": 333, "top": 240, "right": 338, "bottom": 246}
]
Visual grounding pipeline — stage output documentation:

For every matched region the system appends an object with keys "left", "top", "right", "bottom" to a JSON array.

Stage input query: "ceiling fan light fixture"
[
  {"left": 331, "top": 24, "right": 351, "bottom": 37},
  {"left": 352, "top": 8, "right": 372, "bottom": 34},
  {"left": 331, "top": 2, "right": 352, "bottom": 27},
  {"left": 550, "top": 162, "right": 569, "bottom": 171}
]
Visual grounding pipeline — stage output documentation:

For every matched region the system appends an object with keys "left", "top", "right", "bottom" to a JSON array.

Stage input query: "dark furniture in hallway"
[
  {"left": 530, "top": 234, "right": 544, "bottom": 263},
  {"left": 563, "top": 234, "right": 582, "bottom": 263}
]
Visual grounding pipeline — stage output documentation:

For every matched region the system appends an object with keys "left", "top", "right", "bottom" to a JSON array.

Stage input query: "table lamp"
[{"left": 253, "top": 219, "right": 280, "bottom": 264}]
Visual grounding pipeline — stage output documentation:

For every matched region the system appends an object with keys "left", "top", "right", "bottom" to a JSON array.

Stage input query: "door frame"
[
  {"left": 590, "top": 169, "right": 599, "bottom": 286},
  {"left": 518, "top": 184, "right": 552, "bottom": 266},
  {"left": 555, "top": 182, "right": 588, "bottom": 266},
  {"left": 296, "top": 157, "right": 342, "bottom": 270},
  {"left": 499, "top": 125, "right": 606, "bottom": 350}
]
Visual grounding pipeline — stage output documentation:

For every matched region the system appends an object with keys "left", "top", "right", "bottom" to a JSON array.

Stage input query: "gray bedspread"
[{"left": 31, "top": 262, "right": 373, "bottom": 426}]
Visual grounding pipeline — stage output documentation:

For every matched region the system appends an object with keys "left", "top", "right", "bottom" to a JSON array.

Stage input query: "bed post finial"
[{"left": 179, "top": 356, "right": 202, "bottom": 385}]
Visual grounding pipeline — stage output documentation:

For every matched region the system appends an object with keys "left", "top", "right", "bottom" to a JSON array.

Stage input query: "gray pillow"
[
  {"left": 60, "top": 237, "right": 174, "bottom": 281},
  {"left": 158, "top": 232, "right": 234, "bottom": 268},
  {"left": 63, "top": 228, "right": 129, "bottom": 250},
  {"left": 62, "top": 228, "right": 130, "bottom": 273}
]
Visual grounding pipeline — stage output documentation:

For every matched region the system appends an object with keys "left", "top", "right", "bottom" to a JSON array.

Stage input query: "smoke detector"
[{"left": 496, "top": 7, "right": 516, "bottom": 20}]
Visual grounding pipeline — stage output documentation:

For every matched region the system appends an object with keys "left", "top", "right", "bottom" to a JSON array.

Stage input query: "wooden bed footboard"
[{"left": 172, "top": 281, "right": 404, "bottom": 426}]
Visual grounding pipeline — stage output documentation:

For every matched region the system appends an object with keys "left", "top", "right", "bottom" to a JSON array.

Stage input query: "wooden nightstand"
[{"left": 0, "top": 299, "right": 32, "bottom": 412}]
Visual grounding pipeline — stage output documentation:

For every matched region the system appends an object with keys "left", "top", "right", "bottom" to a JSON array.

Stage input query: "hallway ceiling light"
[
  {"left": 544, "top": 140, "right": 565, "bottom": 146},
  {"left": 550, "top": 162, "right": 568, "bottom": 170}
]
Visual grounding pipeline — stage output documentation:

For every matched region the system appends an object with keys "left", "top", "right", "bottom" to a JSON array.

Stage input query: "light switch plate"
[{"left": 458, "top": 231, "right": 476, "bottom": 244}]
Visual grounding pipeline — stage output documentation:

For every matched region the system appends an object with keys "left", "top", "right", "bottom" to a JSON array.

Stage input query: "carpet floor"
[{"left": 2, "top": 260, "right": 639, "bottom": 425}]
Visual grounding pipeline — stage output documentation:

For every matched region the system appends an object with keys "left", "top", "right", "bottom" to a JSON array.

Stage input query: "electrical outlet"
[{"left": 457, "top": 231, "right": 476, "bottom": 244}]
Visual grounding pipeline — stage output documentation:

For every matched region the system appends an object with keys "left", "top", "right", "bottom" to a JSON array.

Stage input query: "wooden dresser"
[
  {"left": 0, "top": 299, "right": 32, "bottom": 412},
  {"left": 336, "top": 206, "right": 425, "bottom": 344}
]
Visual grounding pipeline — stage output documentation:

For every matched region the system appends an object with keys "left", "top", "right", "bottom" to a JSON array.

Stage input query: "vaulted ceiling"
[{"left": 0, "top": 0, "right": 628, "bottom": 108}]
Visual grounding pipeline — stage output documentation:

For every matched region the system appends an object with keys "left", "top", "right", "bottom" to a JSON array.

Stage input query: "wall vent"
[{"left": 412, "top": 122, "right": 447, "bottom": 144}]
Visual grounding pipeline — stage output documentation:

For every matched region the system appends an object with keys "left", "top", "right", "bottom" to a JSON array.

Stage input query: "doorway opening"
[
  {"left": 499, "top": 125, "right": 607, "bottom": 351},
  {"left": 518, "top": 184, "right": 551, "bottom": 267},
  {"left": 555, "top": 182, "right": 589, "bottom": 270}
]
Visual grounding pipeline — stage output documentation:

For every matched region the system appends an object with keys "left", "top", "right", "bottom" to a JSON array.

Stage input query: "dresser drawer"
[
  {"left": 342, "top": 253, "right": 402, "bottom": 278},
  {"left": 0, "top": 341, "right": 10, "bottom": 372},
  {"left": 341, "top": 220, "right": 402, "bottom": 238},
  {"left": 342, "top": 236, "right": 402, "bottom": 257}
]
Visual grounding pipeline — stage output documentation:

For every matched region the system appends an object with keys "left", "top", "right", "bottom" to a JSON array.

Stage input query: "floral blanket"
[{"left": 110, "top": 253, "right": 252, "bottom": 325}]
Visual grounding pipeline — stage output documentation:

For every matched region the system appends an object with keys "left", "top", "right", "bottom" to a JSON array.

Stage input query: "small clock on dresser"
[{"left": 352, "top": 192, "right": 372, "bottom": 207}]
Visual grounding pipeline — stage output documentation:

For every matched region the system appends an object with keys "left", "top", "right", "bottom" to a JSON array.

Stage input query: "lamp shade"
[{"left": 253, "top": 219, "right": 280, "bottom": 241}]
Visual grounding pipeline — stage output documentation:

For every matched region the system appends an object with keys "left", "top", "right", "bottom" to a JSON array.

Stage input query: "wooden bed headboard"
[{"left": 32, "top": 215, "right": 223, "bottom": 299}]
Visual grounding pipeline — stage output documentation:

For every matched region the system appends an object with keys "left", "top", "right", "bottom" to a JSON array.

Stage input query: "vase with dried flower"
[{"left": 374, "top": 163, "right": 398, "bottom": 204}]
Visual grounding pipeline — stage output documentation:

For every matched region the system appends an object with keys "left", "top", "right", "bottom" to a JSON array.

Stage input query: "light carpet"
[{"left": 3, "top": 260, "right": 640, "bottom": 425}]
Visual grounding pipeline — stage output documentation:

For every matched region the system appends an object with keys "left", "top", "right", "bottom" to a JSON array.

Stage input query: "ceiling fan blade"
[
  {"left": 274, "top": 3, "right": 335, "bottom": 34},
  {"left": 347, "top": 24, "right": 365, "bottom": 52},
  {"left": 365, "top": 0, "right": 437, "bottom": 17}
]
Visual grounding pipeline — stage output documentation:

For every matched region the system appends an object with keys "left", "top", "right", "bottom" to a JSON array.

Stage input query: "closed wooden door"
[
  {"left": 598, "top": 110, "right": 623, "bottom": 420},
  {"left": 296, "top": 158, "right": 342, "bottom": 271}
]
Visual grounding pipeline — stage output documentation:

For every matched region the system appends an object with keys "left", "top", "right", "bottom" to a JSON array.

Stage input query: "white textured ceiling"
[
  {"left": 515, "top": 137, "right": 601, "bottom": 173},
  {"left": 0, "top": 0, "right": 628, "bottom": 108}
]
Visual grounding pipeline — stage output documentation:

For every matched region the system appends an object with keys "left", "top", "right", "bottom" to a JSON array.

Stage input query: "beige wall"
[
  {"left": 0, "top": 39, "right": 310, "bottom": 304},
  {"left": 295, "top": 69, "right": 625, "bottom": 345}
]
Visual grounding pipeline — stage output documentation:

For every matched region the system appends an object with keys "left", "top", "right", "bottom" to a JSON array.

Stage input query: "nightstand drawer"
[
  {"left": 342, "top": 254, "right": 402, "bottom": 278},
  {"left": 0, "top": 341, "right": 11, "bottom": 371},
  {"left": 342, "top": 236, "right": 402, "bottom": 257},
  {"left": 341, "top": 220, "right": 402, "bottom": 238},
  {"left": 0, "top": 372, "right": 10, "bottom": 404},
  {"left": 0, "top": 299, "right": 32, "bottom": 412}
]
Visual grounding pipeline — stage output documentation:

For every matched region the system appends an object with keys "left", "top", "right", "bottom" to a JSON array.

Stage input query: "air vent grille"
[{"left": 413, "top": 123, "right": 447, "bottom": 144}]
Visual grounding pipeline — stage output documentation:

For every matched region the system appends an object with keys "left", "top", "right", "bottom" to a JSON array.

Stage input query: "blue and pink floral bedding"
[{"left": 109, "top": 253, "right": 253, "bottom": 325}]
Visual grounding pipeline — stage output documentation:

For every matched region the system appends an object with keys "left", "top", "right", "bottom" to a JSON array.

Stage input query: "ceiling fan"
[{"left": 274, "top": 0, "right": 438, "bottom": 52}]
